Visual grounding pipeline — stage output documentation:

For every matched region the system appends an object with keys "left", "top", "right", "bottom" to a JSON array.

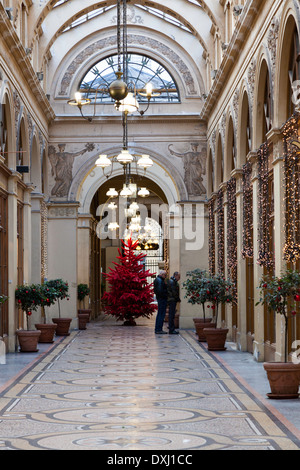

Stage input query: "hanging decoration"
[
  {"left": 217, "top": 189, "right": 225, "bottom": 275},
  {"left": 283, "top": 112, "right": 300, "bottom": 263},
  {"left": 208, "top": 199, "right": 215, "bottom": 275},
  {"left": 257, "top": 142, "right": 274, "bottom": 270},
  {"left": 241, "top": 162, "right": 253, "bottom": 258},
  {"left": 227, "top": 178, "right": 237, "bottom": 285}
]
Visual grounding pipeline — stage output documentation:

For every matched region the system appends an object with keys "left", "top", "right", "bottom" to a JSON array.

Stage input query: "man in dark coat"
[
  {"left": 167, "top": 272, "right": 181, "bottom": 334},
  {"left": 153, "top": 270, "right": 168, "bottom": 334}
]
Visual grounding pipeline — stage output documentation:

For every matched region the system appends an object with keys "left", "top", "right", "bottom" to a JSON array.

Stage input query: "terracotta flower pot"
[
  {"left": 203, "top": 327, "right": 229, "bottom": 351},
  {"left": 35, "top": 323, "right": 57, "bottom": 343},
  {"left": 16, "top": 330, "right": 41, "bottom": 352},
  {"left": 193, "top": 318, "right": 212, "bottom": 325},
  {"left": 78, "top": 313, "right": 89, "bottom": 330},
  {"left": 78, "top": 309, "right": 91, "bottom": 322},
  {"left": 195, "top": 321, "right": 216, "bottom": 342},
  {"left": 263, "top": 362, "right": 300, "bottom": 399},
  {"left": 52, "top": 318, "right": 72, "bottom": 336}
]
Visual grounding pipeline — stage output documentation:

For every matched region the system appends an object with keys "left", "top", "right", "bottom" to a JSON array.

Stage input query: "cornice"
[{"left": 0, "top": 5, "right": 55, "bottom": 123}]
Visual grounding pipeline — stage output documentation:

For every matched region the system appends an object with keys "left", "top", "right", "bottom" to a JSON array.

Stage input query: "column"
[
  {"left": 250, "top": 152, "right": 265, "bottom": 362},
  {"left": 234, "top": 169, "right": 248, "bottom": 351},
  {"left": 7, "top": 172, "right": 18, "bottom": 352},
  {"left": 268, "top": 128, "right": 286, "bottom": 362},
  {"left": 47, "top": 202, "right": 80, "bottom": 329}
]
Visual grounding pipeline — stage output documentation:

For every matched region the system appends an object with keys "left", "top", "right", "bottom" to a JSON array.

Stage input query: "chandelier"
[{"left": 67, "top": 0, "right": 160, "bottom": 120}]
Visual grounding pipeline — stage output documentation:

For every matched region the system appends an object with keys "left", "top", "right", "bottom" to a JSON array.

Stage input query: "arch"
[
  {"left": 0, "top": 87, "right": 15, "bottom": 168},
  {"left": 274, "top": 6, "right": 300, "bottom": 127},
  {"left": 253, "top": 54, "right": 272, "bottom": 148},
  {"left": 31, "top": 133, "right": 42, "bottom": 193},
  {"left": 214, "top": 132, "right": 223, "bottom": 191},
  {"left": 55, "top": 32, "right": 201, "bottom": 100},
  {"left": 224, "top": 111, "right": 236, "bottom": 181},
  {"left": 68, "top": 147, "right": 185, "bottom": 214},
  {"left": 237, "top": 89, "right": 251, "bottom": 167}
]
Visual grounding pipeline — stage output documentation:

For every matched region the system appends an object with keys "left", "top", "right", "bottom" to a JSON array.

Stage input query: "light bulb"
[
  {"left": 75, "top": 92, "right": 82, "bottom": 105},
  {"left": 117, "top": 92, "right": 139, "bottom": 114}
]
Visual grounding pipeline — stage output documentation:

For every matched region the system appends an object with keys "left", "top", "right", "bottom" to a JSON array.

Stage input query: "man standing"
[
  {"left": 153, "top": 270, "right": 168, "bottom": 334},
  {"left": 167, "top": 272, "right": 181, "bottom": 334}
]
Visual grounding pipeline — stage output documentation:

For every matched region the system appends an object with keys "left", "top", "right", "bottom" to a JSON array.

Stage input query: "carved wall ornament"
[
  {"left": 168, "top": 142, "right": 206, "bottom": 196},
  {"left": 49, "top": 143, "right": 95, "bottom": 198},
  {"left": 267, "top": 17, "right": 279, "bottom": 87}
]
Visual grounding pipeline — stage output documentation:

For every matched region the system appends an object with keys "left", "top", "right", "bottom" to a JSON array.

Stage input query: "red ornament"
[{"left": 295, "top": 294, "right": 300, "bottom": 301}]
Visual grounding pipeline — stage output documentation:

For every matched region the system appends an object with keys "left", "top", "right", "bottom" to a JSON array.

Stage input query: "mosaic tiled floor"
[{"left": 0, "top": 321, "right": 300, "bottom": 451}]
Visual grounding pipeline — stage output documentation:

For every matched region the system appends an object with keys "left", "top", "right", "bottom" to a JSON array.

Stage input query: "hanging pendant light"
[
  {"left": 106, "top": 188, "right": 118, "bottom": 197},
  {"left": 108, "top": 202, "right": 118, "bottom": 210},
  {"left": 117, "top": 92, "right": 139, "bottom": 114},
  {"left": 116, "top": 149, "right": 134, "bottom": 164},
  {"left": 120, "top": 184, "right": 133, "bottom": 198},
  {"left": 95, "top": 154, "right": 111, "bottom": 168},
  {"left": 137, "top": 154, "right": 153, "bottom": 169},
  {"left": 108, "top": 221, "right": 119, "bottom": 231},
  {"left": 138, "top": 187, "right": 150, "bottom": 197}
]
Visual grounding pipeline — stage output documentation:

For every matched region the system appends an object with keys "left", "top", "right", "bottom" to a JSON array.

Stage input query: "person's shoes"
[
  {"left": 155, "top": 331, "right": 167, "bottom": 334},
  {"left": 169, "top": 330, "right": 179, "bottom": 335}
]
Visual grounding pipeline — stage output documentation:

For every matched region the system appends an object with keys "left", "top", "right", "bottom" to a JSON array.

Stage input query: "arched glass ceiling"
[{"left": 79, "top": 53, "right": 180, "bottom": 103}]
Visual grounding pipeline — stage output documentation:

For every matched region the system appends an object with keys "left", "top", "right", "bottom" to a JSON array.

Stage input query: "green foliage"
[
  {"left": 0, "top": 294, "right": 8, "bottom": 305},
  {"left": 183, "top": 269, "right": 236, "bottom": 325},
  {"left": 256, "top": 269, "right": 300, "bottom": 362},
  {"left": 44, "top": 279, "right": 69, "bottom": 300},
  {"left": 77, "top": 283, "right": 90, "bottom": 301},
  {"left": 15, "top": 284, "right": 45, "bottom": 314}
]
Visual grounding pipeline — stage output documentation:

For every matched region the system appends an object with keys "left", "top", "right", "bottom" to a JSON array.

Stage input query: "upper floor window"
[{"left": 79, "top": 54, "right": 180, "bottom": 104}]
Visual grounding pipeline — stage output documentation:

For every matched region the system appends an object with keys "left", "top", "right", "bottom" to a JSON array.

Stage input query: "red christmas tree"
[{"left": 101, "top": 238, "right": 157, "bottom": 325}]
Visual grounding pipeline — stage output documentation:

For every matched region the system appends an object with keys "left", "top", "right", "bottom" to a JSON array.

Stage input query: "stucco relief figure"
[
  {"left": 49, "top": 143, "right": 94, "bottom": 197},
  {"left": 168, "top": 143, "right": 206, "bottom": 196}
]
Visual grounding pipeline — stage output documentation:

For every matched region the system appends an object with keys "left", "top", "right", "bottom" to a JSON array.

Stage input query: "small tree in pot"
[
  {"left": 45, "top": 279, "right": 71, "bottom": 336},
  {"left": 203, "top": 274, "right": 236, "bottom": 351},
  {"left": 257, "top": 269, "right": 300, "bottom": 398},
  {"left": 77, "top": 283, "right": 91, "bottom": 329},
  {"left": 183, "top": 269, "right": 215, "bottom": 341},
  {"left": 35, "top": 284, "right": 58, "bottom": 343},
  {"left": 15, "top": 284, "right": 44, "bottom": 351}
]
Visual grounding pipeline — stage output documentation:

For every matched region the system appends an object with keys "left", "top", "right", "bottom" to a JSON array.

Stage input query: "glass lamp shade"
[
  {"left": 137, "top": 154, "right": 153, "bottom": 169},
  {"left": 120, "top": 184, "right": 133, "bottom": 198},
  {"left": 129, "top": 201, "right": 139, "bottom": 211},
  {"left": 106, "top": 187, "right": 118, "bottom": 197},
  {"left": 116, "top": 149, "right": 134, "bottom": 165},
  {"left": 138, "top": 187, "right": 150, "bottom": 197},
  {"left": 108, "top": 222, "right": 119, "bottom": 231},
  {"left": 95, "top": 154, "right": 111, "bottom": 168},
  {"left": 108, "top": 202, "right": 117, "bottom": 210},
  {"left": 117, "top": 92, "right": 139, "bottom": 114}
]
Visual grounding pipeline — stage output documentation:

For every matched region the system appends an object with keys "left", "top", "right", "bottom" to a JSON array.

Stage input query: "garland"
[
  {"left": 257, "top": 142, "right": 274, "bottom": 270},
  {"left": 217, "top": 188, "right": 225, "bottom": 275},
  {"left": 283, "top": 112, "right": 300, "bottom": 262},
  {"left": 227, "top": 177, "right": 237, "bottom": 282},
  {"left": 241, "top": 162, "right": 253, "bottom": 258},
  {"left": 208, "top": 198, "right": 215, "bottom": 275}
]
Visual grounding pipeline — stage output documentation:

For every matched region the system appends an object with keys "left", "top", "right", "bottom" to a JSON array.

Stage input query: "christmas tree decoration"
[
  {"left": 101, "top": 238, "right": 157, "bottom": 325},
  {"left": 208, "top": 199, "right": 215, "bottom": 275}
]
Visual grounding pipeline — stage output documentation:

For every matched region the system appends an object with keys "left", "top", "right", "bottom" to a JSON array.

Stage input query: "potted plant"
[
  {"left": 203, "top": 274, "right": 235, "bottom": 351},
  {"left": 77, "top": 283, "right": 91, "bottom": 330},
  {"left": 183, "top": 269, "right": 214, "bottom": 342},
  {"left": 15, "top": 284, "right": 42, "bottom": 352},
  {"left": 45, "top": 279, "right": 72, "bottom": 336},
  {"left": 257, "top": 269, "right": 300, "bottom": 399},
  {"left": 34, "top": 284, "right": 58, "bottom": 343}
]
